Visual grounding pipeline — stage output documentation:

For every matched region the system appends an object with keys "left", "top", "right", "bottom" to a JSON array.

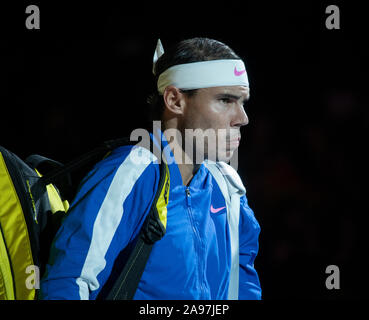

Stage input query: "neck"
[
  {"left": 162, "top": 122, "right": 200, "bottom": 186},
  {"left": 178, "top": 162, "right": 200, "bottom": 186}
]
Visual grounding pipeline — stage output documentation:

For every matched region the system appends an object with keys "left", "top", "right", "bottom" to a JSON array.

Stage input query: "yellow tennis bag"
[{"left": 0, "top": 146, "right": 69, "bottom": 300}]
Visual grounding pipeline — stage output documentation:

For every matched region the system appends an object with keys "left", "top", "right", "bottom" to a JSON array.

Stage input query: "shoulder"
[
  {"left": 75, "top": 145, "right": 160, "bottom": 203},
  {"left": 99, "top": 144, "right": 158, "bottom": 168},
  {"left": 91, "top": 145, "right": 159, "bottom": 179}
]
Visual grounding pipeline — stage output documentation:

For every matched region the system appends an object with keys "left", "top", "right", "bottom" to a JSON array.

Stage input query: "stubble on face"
[{"left": 179, "top": 86, "right": 249, "bottom": 164}]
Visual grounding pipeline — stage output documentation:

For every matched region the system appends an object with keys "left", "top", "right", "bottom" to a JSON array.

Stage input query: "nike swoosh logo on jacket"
[{"left": 40, "top": 131, "right": 261, "bottom": 300}]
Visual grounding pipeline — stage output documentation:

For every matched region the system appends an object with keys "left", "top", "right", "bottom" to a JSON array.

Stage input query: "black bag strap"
[
  {"left": 40, "top": 137, "right": 131, "bottom": 186},
  {"left": 29, "top": 138, "right": 132, "bottom": 201},
  {"left": 25, "top": 154, "right": 64, "bottom": 170},
  {"left": 105, "top": 141, "right": 169, "bottom": 300}
]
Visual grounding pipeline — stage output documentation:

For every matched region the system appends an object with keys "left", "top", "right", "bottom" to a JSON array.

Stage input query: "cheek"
[
  {"left": 189, "top": 102, "right": 229, "bottom": 130},
  {"left": 183, "top": 102, "right": 210, "bottom": 129},
  {"left": 205, "top": 101, "right": 234, "bottom": 128}
]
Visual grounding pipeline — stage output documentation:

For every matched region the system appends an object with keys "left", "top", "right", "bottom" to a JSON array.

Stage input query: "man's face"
[{"left": 180, "top": 85, "right": 250, "bottom": 163}]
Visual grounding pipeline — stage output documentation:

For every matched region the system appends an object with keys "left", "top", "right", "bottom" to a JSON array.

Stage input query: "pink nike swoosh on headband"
[
  {"left": 234, "top": 66, "right": 246, "bottom": 76},
  {"left": 210, "top": 205, "right": 226, "bottom": 213}
]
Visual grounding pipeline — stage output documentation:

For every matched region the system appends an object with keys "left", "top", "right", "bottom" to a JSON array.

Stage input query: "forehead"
[{"left": 201, "top": 85, "right": 250, "bottom": 99}]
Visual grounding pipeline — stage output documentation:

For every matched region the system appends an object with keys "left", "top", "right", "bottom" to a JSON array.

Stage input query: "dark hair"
[{"left": 147, "top": 37, "right": 241, "bottom": 121}]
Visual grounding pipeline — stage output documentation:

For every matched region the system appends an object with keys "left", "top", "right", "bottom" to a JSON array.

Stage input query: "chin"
[
  {"left": 202, "top": 147, "right": 235, "bottom": 163},
  {"left": 214, "top": 149, "right": 234, "bottom": 163}
]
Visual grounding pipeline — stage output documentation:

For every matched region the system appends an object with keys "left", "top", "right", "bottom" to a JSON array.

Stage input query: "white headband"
[{"left": 153, "top": 39, "right": 249, "bottom": 95}]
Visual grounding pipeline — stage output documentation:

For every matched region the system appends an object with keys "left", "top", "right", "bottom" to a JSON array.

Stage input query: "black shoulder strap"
[
  {"left": 29, "top": 138, "right": 131, "bottom": 200},
  {"left": 25, "top": 154, "right": 64, "bottom": 171},
  {"left": 39, "top": 137, "right": 131, "bottom": 186},
  {"left": 105, "top": 146, "right": 170, "bottom": 300}
]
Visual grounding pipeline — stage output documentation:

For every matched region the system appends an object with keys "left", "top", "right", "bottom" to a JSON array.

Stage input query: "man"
[{"left": 40, "top": 37, "right": 261, "bottom": 300}]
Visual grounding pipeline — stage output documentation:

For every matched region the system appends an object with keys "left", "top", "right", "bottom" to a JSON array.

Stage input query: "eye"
[{"left": 219, "top": 97, "right": 232, "bottom": 104}]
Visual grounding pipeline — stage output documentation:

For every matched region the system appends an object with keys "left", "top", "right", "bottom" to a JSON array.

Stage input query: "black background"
[{"left": 1, "top": 1, "right": 368, "bottom": 300}]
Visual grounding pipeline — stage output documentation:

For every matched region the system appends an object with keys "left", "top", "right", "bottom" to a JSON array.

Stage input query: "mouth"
[{"left": 227, "top": 136, "right": 241, "bottom": 148}]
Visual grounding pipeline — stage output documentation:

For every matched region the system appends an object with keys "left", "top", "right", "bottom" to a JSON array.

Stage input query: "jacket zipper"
[{"left": 185, "top": 187, "right": 205, "bottom": 298}]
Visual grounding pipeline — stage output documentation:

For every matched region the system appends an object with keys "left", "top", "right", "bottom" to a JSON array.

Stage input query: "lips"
[
  {"left": 228, "top": 136, "right": 241, "bottom": 148},
  {"left": 229, "top": 136, "right": 240, "bottom": 142},
  {"left": 229, "top": 140, "right": 240, "bottom": 148},
  {"left": 229, "top": 135, "right": 241, "bottom": 142}
]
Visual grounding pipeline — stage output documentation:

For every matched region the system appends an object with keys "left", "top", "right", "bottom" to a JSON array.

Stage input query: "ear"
[{"left": 163, "top": 86, "right": 186, "bottom": 115}]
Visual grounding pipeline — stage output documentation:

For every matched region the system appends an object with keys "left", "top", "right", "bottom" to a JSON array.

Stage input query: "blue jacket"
[{"left": 40, "top": 131, "right": 261, "bottom": 300}]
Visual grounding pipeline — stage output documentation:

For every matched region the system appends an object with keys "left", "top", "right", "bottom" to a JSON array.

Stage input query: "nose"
[{"left": 230, "top": 103, "right": 249, "bottom": 127}]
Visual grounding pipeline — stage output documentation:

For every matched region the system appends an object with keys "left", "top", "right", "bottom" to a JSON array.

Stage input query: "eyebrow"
[{"left": 215, "top": 93, "right": 250, "bottom": 104}]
